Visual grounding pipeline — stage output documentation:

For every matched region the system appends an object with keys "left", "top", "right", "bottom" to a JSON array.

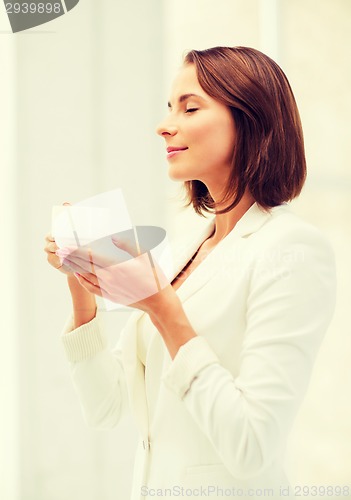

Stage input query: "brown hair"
[{"left": 182, "top": 46, "right": 306, "bottom": 216}]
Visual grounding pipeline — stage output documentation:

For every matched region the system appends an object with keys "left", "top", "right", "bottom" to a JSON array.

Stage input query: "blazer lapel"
[
  {"left": 173, "top": 202, "right": 276, "bottom": 303},
  {"left": 170, "top": 217, "right": 216, "bottom": 281}
]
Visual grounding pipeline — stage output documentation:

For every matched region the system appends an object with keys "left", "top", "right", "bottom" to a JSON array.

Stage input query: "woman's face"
[{"left": 156, "top": 64, "right": 236, "bottom": 188}]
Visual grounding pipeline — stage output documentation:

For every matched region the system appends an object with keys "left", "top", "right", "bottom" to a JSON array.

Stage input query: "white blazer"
[{"left": 62, "top": 202, "right": 336, "bottom": 500}]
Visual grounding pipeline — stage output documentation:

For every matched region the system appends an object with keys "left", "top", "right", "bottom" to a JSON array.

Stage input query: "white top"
[{"left": 137, "top": 313, "right": 154, "bottom": 367}]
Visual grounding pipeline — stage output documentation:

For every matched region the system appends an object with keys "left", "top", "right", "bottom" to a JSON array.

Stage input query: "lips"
[{"left": 166, "top": 146, "right": 188, "bottom": 153}]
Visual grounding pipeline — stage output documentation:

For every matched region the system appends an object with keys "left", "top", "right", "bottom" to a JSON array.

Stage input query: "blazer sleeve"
[
  {"left": 162, "top": 225, "right": 337, "bottom": 480},
  {"left": 61, "top": 314, "right": 129, "bottom": 429}
]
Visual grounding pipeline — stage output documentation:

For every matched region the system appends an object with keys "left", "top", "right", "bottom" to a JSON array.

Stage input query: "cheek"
[{"left": 195, "top": 122, "right": 235, "bottom": 164}]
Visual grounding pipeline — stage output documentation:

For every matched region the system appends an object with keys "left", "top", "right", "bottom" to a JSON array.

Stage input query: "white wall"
[
  {"left": 1, "top": 1, "right": 165, "bottom": 499},
  {"left": 0, "top": 30, "right": 20, "bottom": 500},
  {"left": 1, "top": 0, "right": 350, "bottom": 499},
  {"left": 280, "top": 0, "right": 351, "bottom": 487}
]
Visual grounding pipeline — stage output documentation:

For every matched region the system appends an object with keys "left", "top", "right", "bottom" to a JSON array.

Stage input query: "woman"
[{"left": 45, "top": 47, "right": 336, "bottom": 499}]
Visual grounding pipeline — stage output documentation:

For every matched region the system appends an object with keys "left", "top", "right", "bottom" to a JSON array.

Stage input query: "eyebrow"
[{"left": 167, "top": 93, "right": 206, "bottom": 109}]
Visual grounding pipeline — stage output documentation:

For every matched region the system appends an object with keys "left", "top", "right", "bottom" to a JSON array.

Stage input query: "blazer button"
[{"left": 143, "top": 439, "right": 150, "bottom": 450}]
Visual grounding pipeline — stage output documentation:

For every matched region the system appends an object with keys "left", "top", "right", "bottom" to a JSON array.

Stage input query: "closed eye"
[{"left": 185, "top": 108, "right": 199, "bottom": 114}]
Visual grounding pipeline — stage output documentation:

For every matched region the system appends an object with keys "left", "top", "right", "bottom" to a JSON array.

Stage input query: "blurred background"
[{"left": 1, "top": 0, "right": 350, "bottom": 499}]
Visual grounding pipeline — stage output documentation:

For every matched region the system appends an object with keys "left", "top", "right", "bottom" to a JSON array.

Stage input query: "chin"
[
  {"left": 167, "top": 164, "right": 199, "bottom": 182},
  {"left": 167, "top": 168, "right": 191, "bottom": 182}
]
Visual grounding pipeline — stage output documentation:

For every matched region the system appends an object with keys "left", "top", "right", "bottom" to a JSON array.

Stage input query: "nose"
[{"left": 155, "top": 116, "right": 178, "bottom": 137}]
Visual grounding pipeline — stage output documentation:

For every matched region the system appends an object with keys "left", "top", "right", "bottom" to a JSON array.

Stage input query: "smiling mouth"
[
  {"left": 167, "top": 146, "right": 188, "bottom": 152},
  {"left": 166, "top": 147, "right": 188, "bottom": 159}
]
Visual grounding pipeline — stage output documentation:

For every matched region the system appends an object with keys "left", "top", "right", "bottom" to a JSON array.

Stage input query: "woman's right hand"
[
  {"left": 45, "top": 233, "right": 97, "bottom": 328},
  {"left": 44, "top": 233, "right": 74, "bottom": 276}
]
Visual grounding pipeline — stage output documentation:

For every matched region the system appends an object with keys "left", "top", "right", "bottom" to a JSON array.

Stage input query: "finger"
[
  {"left": 59, "top": 262, "right": 74, "bottom": 272},
  {"left": 55, "top": 245, "right": 79, "bottom": 256},
  {"left": 47, "top": 253, "right": 60, "bottom": 267},
  {"left": 54, "top": 249, "right": 88, "bottom": 268},
  {"left": 58, "top": 247, "right": 117, "bottom": 271},
  {"left": 44, "top": 241, "right": 58, "bottom": 253},
  {"left": 111, "top": 234, "right": 145, "bottom": 258},
  {"left": 60, "top": 256, "right": 94, "bottom": 275},
  {"left": 75, "top": 274, "right": 103, "bottom": 296},
  {"left": 56, "top": 246, "right": 93, "bottom": 263},
  {"left": 75, "top": 271, "right": 99, "bottom": 286},
  {"left": 47, "top": 252, "right": 70, "bottom": 271},
  {"left": 59, "top": 250, "right": 103, "bottom": 273},
  {"left": 45, "top": 233, "right": 55, "bottom": 243}
]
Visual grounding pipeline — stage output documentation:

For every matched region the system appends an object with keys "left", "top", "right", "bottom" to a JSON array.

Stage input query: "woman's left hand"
[{"left": 55, "top": 235, "right": 177, "bottom": 314}]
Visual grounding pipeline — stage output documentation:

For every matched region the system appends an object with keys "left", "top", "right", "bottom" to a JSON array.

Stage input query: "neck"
[{"left": 209, "top": 189, "right": 255, "bottom": 244}]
